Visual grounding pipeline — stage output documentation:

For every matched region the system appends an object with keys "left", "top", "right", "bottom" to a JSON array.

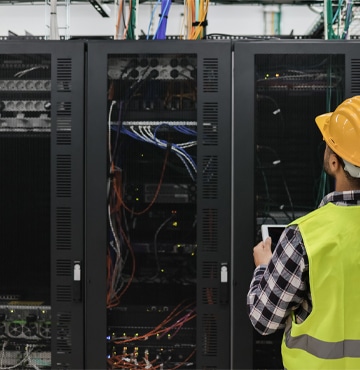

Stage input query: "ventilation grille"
[
  {"left": 201, "top": 314, "right": 217, "bottom": 356},
  {"left": 56, "top": 259, "right": 72, "bottom": 276},
  {"left": 56, "top": 285, "right": 72, "bottom": 302},
  {"left": 203, "top": 103, "right": 218, "bottom": 146},
  {"left": 56, "top": 154, "right": 72, "bottom": 198},
  {"left": 56, "top": 102, "right": 72, "bottom": 146},
  {"left": 56, "top": 312, "right": 72, "bottom": 354},
  {"left": 53, "top": 54, "right": 77, "bottom": 368},
  {"left": 202, "top": 261, "right": 218, "bottom": 279},
  {"left": 203, "top": 59, "right": 219, "bottom": 93},
  {"left": 351, "top": 59, "right": 360, "bottom": 94},
  {"left": 202, "top": 156, "right": 218, "bottom": 199},
  {"left": 56, "top": 207, "right": 72, "bottom": 250},
  {"left": 57, "top": 58, "right": 72, "bottom": 92},
  {"left": 201, "top": 209, "right": 218, "bottom": 252},
  {"left": 202, "top": 287, "right": 218, "bottom": 305}
]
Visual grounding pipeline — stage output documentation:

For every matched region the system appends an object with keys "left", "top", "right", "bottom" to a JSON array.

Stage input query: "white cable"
[
  {"left": 49, "top": 0, "right": 60, "bottom": 40},
  {"left": 0, "top": 342, "right": 6, "bottom": 369},
  {"left": 177, "top": 140, "right": 197, "bottom": 149},
  {"left": 14, "top": 66, "right": 48, "bottom": 78},
  {"left": 108, "top": 101, "right": 117, "bottom": 165},
  {"left": 137, "top": 125, "right": 197, "bottom": 177},
  {"left": 140, "top": 125, "right": 159, "bottom": 145},
  {"left": 0, "top": 343, "right": 35, "bottom": 370},
  {"left": 130, "top": 125, "right": 153, "bottom": 144},
  {"left": 25, "top": 345, "right": 40, "bottom": 370},
  {"left": 108, "top": 203, "right": 125, "bottom": 299}
]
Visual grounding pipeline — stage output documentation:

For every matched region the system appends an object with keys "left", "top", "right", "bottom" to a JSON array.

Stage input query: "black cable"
[
  {"left": 153, "top": 213, "right": 176, "bottom": 278},
  {"left": 257, "top": 145, "right": 295, "bottom": 220}
]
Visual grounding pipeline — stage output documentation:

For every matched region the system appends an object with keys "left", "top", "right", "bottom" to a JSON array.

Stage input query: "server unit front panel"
[
  {"left": 0, "top": 41, "right": 85, "bottom": 369},
  {"left": 233, "top": 40, "right": 360, "bottom": 369},
  {"left": 86, "top": 40, "right": 232, "bottom": 369}
]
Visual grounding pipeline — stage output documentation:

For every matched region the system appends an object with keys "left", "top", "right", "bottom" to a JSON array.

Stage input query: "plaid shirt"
[{"left": 247, "top": 190, "right": 360, "bottom": 335}]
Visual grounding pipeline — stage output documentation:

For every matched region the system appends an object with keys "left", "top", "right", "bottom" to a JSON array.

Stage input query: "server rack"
[
  {"left": 232, "top": 40, "right": 360, "bottom": 369},
  {"left": 85, "top": 39, "right": 232, "bottom": 369},
  {"left": 0, "top": 40, "right": 85, "bottom": 369}
]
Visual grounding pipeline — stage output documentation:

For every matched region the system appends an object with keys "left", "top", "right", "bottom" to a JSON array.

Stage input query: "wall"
[{"left": 0, "top": 2, "right": 320, "bottom": 39}]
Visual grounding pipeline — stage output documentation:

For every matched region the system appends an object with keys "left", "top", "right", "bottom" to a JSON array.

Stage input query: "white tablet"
[{"left": 261, "top": 224, "right": 287, "bottom": 251}]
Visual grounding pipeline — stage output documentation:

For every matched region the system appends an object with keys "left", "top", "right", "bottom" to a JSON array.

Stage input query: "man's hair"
[{"left": 330, "top": 148, "right": 360, "bottom": 188}]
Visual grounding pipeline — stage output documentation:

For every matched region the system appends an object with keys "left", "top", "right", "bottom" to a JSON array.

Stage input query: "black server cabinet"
[
  {"left": 0, "top": 41, "right": 85, "bottom": 369},
  {"left": 232, "top": 40, "right": 360, "bottom": 369},
  {"left": 86, "top": 40, "right": 232, "bottom": 369}
]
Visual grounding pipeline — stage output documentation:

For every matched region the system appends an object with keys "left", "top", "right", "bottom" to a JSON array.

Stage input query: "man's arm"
[{"left": 247, "top": 225, "right": 308, "bottom": 335}]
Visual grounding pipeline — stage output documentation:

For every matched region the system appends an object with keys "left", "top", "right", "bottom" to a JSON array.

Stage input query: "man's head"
[
  {"left": 316, "top": 96, "right": 360, "bottom": 188},
  {"left": 323, "top": 145, "right": 360, "bottom": 189}
]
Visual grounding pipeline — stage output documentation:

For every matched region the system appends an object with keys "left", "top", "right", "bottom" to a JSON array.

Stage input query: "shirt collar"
[{"left": 319, "top": 190, "right": 360, "bottom": 207}]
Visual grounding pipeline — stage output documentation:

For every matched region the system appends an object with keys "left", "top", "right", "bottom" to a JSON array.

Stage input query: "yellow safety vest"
[{"left": 282, "top": 202, "right": 360, "bottom": 370}]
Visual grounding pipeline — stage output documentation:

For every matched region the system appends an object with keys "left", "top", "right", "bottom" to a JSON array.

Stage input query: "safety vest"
[{"left": 282, "top": 202, "right": 360, "bottom": 370}]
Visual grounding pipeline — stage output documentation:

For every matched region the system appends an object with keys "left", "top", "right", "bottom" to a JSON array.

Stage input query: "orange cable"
[
  {"left": 114, "top": 0, "right": 124, "bottom": 39},
  {"left": 119, "top": 146, "right": 170, "bottom": 216},
  {"left": 113, "top": 301, "right": 196, "bottom": 344},
  {"left": 115, "top": 228, "right": 136, "bottom": 304}
]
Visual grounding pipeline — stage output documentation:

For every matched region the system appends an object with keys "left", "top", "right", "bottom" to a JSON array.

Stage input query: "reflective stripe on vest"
[{"left": 285, "top": 328, "right": 360, "bottom": 359}]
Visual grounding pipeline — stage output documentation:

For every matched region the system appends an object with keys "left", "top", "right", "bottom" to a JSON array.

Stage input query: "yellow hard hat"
[{"left": 315, "top": 96, "right": 360, "bottom": 167}]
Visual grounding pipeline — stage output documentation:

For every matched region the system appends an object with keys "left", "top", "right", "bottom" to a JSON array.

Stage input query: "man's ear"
[{"left": 329, "top": 152, "right": 342, "bottom": 172}]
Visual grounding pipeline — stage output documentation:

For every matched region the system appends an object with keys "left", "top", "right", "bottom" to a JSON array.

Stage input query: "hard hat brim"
[{"left": 315, "top": 112, "right": 332, "bottom": 140}]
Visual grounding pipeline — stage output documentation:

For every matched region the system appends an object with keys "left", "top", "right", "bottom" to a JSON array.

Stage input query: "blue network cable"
[
  {"left": 146, "top": 0, "right": 161, "bottom": 40},
  {"left": 153, "top": 0, "right": 171, "bottom": 40},
  {"left": 173, "top": 125, "right": 197, "bottom": 136},
  {"left": 142, "top": 125, "right": 196, "bottom": 178},
  {"left": 113, "top": 123, "right": 197, "bottom": 181}
]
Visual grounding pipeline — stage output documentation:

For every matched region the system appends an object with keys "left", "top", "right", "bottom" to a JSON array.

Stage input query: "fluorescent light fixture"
[{"left": 88, "top": 0, "right": 110, "bottom": 17}]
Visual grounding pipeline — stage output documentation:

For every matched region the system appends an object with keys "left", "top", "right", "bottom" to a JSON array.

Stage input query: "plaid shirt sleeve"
[{"left": 247, "top": 225, "right": 310, "bottom": 335}]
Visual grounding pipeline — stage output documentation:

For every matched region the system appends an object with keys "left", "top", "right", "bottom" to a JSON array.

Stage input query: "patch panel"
[
  {"left": 0, "top": 79, "right": 51, "bottom": 91},
  {"left": 108, "top": 56, "right": 196, "bottom": 81}
]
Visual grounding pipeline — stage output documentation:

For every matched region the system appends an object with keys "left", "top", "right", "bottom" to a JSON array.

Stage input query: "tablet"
[{"left": 261, "top": 224, "right": 287, "bottom": 251}]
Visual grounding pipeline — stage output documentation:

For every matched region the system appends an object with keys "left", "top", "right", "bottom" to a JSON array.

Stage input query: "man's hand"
[{"left": 253, "top": 237, "right": 273, "bottom": 267}]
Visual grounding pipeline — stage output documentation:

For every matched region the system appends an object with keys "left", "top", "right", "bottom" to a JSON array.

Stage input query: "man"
[{"left": 247, "top": 96, "right": 360, "bottom": 369}]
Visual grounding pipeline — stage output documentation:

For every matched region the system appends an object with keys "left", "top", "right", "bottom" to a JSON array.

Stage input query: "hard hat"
[{"left": 315, "top": 96, "right": 360, "bottom": 168}]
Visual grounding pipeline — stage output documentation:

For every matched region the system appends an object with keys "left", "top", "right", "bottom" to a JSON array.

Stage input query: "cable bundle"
[
  {"left": 107, "top": 301, "right": 196, "bottom": 369},
  {"left": 115, "top": 0, "right": 137, "bottom": 40},
  {"left": 183, "top": 0, "right": 209, "bottom": 40},
  {"left": 117, "top": 123, "right": 197, "bottom": 181},
  {"left": 326, "top": 0, "right": 353, "bottom": 39},
  {"left": 153, "top": 0, "right": 172, "bottom": 39}
]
